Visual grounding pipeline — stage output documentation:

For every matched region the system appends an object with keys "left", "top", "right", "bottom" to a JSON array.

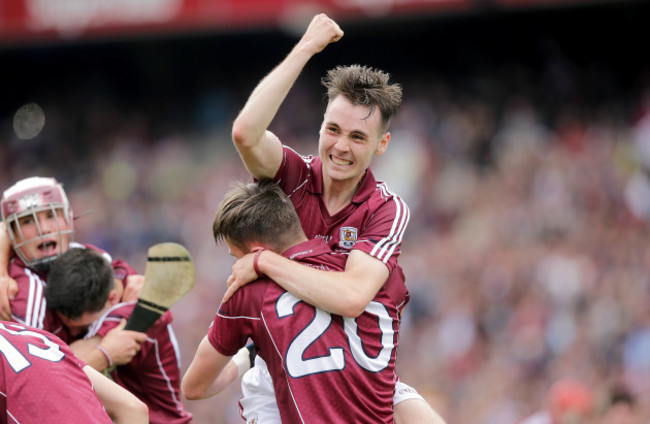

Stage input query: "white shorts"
[
  {"left": 239, "top": 356, "right": 281, "bottom": 424},
  {"left": 239, "top": 356, "right": 425, "bottom": 421}
]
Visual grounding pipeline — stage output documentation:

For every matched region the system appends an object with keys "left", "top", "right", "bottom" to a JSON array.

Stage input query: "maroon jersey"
[
  {"left": 209, "top": 239, "right": 400, "bottom": 423},
  {"left": 275, "top": 146, "right": 409, "bottom": 270},
  {"left": 0, "top": 321, "right": 113, "bottom": 424},
  {"left": 8, "top": 242, "right": 137, "bottom": 342},
  {"left": 85, "top": 302, "right": 192, "bottom": 424}
]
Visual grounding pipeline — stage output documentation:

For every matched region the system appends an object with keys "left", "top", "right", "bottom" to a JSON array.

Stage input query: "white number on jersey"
[
  {"left": 0, "top": 322, "right": 65, "bottom": 373},
  {"left": 276, "top": 292, "right": 394, "bottom": 378}
]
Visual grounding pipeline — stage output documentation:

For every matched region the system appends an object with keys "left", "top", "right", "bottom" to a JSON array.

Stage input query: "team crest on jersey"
[
  {"left": 339, "top": 226, "right": 358, "bottom": 249},
  {"left": 18, "top": 193, "right": 41, "bottom": 210}
]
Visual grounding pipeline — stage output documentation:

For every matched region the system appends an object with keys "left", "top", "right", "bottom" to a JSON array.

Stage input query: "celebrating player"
[
  {"left": 184, "top": 180, "right": 406, "bottom": 422},
  {"left": 0, "top": 176, "right": 147, "bottom": 369},
  {"left": 45, "top": 247, "right": 193, "bottom": 424},
  {"left": 0, "top": 321, "right": 148, "bottom": 423},
  {"left": 227, "top": 13, "right": 443, "bottom": 423}
]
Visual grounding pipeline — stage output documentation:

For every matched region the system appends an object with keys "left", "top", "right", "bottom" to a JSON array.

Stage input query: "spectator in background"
[
  {"left": 2, "top": 18, "right": 650, "bottom": 422},
  {"left": 519, "top": 378, "right": 595, "bottom": 424}
]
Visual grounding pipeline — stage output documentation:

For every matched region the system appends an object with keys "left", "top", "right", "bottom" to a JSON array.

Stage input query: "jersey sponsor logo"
[{"left": 339, "top": 227, "right": 358, "bottom": 249}]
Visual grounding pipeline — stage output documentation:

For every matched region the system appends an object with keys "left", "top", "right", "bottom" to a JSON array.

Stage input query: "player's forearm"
[
  {"left": 85, "top": 366, "right": 149, "bottom": 424},
  {"left": 183, "top": 336, "right": 231, "bottom": 400},
  {"left": 233, "top": 45, "right": 313, "bottom": 146},
  {"left": 258, "top": 252, "right": 379, "bottom": 317}
]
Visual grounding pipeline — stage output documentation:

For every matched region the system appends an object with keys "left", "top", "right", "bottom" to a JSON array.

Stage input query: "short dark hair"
[
  {"left": 45, "top": 248, "right": 114, "bottom": 319},
  {"left": 212, "top": 179, "right": 304, "bottom": 253},
  {"left": 321, "top": 64, "right": 403, "bottom": 133}
]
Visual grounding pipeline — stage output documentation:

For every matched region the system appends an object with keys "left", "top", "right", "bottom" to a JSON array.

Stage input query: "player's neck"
[
  {"left": 322, "top": 174, "right": 363, "bottom": 215},
  {"left": 113, "top": 278, "right": 125, "bottom": 303}
]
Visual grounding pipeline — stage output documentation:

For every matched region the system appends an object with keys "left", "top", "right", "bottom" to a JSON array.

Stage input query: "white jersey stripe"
[
  {"left": 150, "top": 336, "right": 185, "bottom": 412},
  {"left": 168, "top": 323, "right": 182, "bottom": 370},
  {"left": 25, "top": 269, "right": 46, "bottom": 329},
  {"left": 217, "top": 312, "right": 261, "bottom": 321},
  {"left": 261, "top": 311, "right": 306, "bottom": 424},
  {"left": 370, "top": 184, "right": 410, "bottom": 263},
  {"left": 37, "top": 297, "right": 47, "bottom": 329},
  {"left": 25, "top": 272, "right": 35, "bottom": 327},
  {"left": 377, "top": 195, "right": 410, "bottom": 261}
]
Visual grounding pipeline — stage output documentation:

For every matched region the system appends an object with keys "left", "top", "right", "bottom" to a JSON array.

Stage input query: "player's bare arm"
[
  {"left": 182, "top": 335, "right": 233, "bottom": 400},
  {"left": 0, "top": 222, "right": 18, "bottom": 320},
  {"left": 69, "top": 320, "right": 147, "bottom": 370},
  {"left": 231, "top": 13, "right": 343, "bottom": 179},
  {"left": 395, "top": 399, "right": 448, "bottom": 424},
  {"left": 225, "top": 249, "right": 388, "bottom": 318},
  {"left": 84, "top": 365, "right": 149, "bottom": 424}
]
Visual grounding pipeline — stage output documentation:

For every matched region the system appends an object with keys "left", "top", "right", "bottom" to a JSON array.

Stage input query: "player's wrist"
[
  {"left": 95, "top": 344, "right": 114, "bottom": 368},
  {"left": 232, "top": 344, "right": 256, "bottom": 379},
  {"left": 253, "top": 249, "right": 266, "bottom": 278}
]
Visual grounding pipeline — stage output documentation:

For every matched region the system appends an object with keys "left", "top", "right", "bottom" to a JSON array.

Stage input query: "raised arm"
[
  {"left": 226, "top": 249, "right": 388, "bottom": 318},
  {"left": 231, "top": 13, "right": 343, "bottom": 179}
]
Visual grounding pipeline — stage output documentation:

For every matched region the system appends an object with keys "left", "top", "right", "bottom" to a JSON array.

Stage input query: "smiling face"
[
  {"left": 318, "top": 96, "right": 390, "bottom": 191},
  {"left": 12, "top": 208, "right": 72, "bottom": 267}
]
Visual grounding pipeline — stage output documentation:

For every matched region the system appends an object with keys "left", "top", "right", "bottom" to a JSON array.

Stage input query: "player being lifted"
[
  {"left": 225, "top": 13, "right": 444, "bottom": 424},
  {"left": 184, "top": 180, "right": 406, "bottom": 422}
]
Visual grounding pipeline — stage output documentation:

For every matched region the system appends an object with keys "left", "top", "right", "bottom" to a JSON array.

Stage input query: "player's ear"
[
  {"left": 250, "top": 244, "right": 266, "bottom": 254},
  {"left": 375, "top": 132, "right": 390, "bottom": 156},
  {"left": 108, "top": 289, "right": 120, "bottom": 306}
]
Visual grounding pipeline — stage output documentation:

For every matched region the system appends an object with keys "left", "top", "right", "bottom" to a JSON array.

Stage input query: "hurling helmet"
[{"left": 1, "top": 176, "right": 74, "bottom": 271}]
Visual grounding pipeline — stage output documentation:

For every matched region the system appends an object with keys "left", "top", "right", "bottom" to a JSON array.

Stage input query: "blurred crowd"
[{"left": 2, "top": 13, "right": 650, "bottom": 423}]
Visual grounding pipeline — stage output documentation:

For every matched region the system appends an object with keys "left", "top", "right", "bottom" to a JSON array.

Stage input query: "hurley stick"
[{"left": 125, "top": 242, "right": 195, "bottom": 332}]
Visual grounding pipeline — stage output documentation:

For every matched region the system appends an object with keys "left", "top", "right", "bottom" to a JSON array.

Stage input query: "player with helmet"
[
  {"left": 0, "top": 176, "right": 147, "bottom": 370},
  {"left": 224, "top": 13, "right": 445, "bottom": 424},
  {"left": 1, "top": 176, "right": 74, "bottom": 273}
]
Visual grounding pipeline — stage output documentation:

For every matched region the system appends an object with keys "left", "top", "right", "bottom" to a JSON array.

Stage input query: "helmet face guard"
[{"left": 1, "top": 177, "right": 74, "bottom": 271}]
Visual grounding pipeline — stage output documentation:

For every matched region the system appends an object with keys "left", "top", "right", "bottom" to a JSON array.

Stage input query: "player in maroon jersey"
[
  {"left": 44, "top": 247, "right": 193, "bottom": 424},
  {"left": 184, "top": 180, "right": 403, "bottom": 422},
  {"left": 0, "top": 176, "right": 147, "bottom": 370},
  {"left": 227, "top": 13, "right": 443, "bottom": 423},
  {"left": 0, "top": 321, "right": 148, "bottom": 424}
]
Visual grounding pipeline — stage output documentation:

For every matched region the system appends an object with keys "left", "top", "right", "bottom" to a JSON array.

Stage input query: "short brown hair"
[
  {"left": 212, "top": 180, "right": 304, "bottom": 253},
  {"left": 321, "top": 64, "right": 403, "bottom": 133}
]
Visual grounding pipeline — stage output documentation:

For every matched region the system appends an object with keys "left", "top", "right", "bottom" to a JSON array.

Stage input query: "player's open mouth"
[
  {"left": 330, "top": 155, "right": 352, "bottom": 166},
  {"left": 37, "top": 240, "right": 58, "bottom": 255}
]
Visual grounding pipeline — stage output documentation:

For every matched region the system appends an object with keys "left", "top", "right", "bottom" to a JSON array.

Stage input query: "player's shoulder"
[
  {"left": 372, "top": 180, "right": 404, "bottom": 201},
  {"left": 71, "top": 242, "right": 114, "bottom": 263},
  {"left": 85, "top": 302, "right": 131, "bottom": 337},
  {"left": 364, "top": 180, "right": 409, "bottom": 213}
]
